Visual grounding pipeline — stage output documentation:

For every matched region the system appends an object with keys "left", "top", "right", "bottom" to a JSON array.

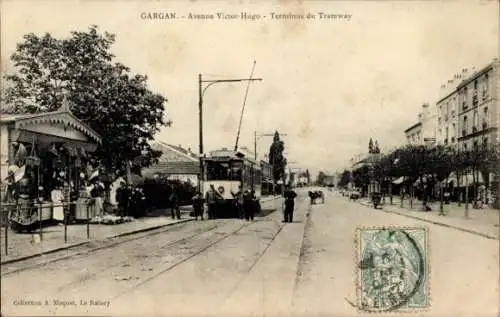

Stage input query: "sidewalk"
[
  {"left": 0, "top": 196, "right": 282, "bottom": 265},
  {"left": 0, "top": 207, "right": 193, "bottom": 265},
  {"left": 357, "top": 197, "right": 499, "bottom": 240}
]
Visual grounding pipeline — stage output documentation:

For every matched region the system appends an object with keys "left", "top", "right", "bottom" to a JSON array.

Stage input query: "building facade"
[
  {"left": 404, "top": 103, "right": 436, "bottom": 146},
  {"left": 436, "top": 72, "right": 466, "bottom": 147},
  {"left": 456, "top": 59, "right": 499, "bottom": 151}
]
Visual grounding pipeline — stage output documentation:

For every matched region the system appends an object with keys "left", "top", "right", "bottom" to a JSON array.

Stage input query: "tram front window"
[{"left": 206, "top": 161, "right": 242, "bottom": 181}]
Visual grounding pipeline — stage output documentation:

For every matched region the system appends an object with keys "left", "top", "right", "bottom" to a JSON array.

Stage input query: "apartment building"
[
  {"left": 436, "top": 73, "right": 464, "bottom": 147},
  {"left": 456, "top": 59, "right": 499, "bottom": 151}
]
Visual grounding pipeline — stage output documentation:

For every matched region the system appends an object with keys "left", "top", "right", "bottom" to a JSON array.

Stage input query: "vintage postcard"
[{"left": 0, "top": 0, "right": 499, "bottom": 316}]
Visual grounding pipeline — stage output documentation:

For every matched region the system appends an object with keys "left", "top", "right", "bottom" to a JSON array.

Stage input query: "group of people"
[
  {"left": 231, "top": 185, "right": 259, "bottom": 221},
  {"left": 189, "top": 184, "right": 260, "bottom": 221},
  {"left": 178, "top": 184, "right": 299, "bottom": 223}
]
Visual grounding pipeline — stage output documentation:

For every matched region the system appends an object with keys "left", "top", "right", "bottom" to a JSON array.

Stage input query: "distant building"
[
  {"left": 404, "top": 103, "right": 436, "bottom": 146},
  {"left": 142, "top": 141, "right": 199, "bottom": 184}
]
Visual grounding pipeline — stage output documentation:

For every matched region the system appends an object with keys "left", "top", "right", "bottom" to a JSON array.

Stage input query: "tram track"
[
  {"left": 1, "top": 219, "right": 227, "bottom": 277},
  {"left": 3, "top": 205, "right": 281, "bottom": 302},
  {"left": 53, "top": 220, "right": 229, "bottom": 294},
  {"left": 221, "top": 218, "right": 284, "bottom": 304},
  {"left": 110, "top": 218, "right": 256, "bottom": 300}
]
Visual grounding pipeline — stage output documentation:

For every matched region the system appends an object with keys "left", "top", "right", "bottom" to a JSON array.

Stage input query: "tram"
[{"left": 201, "top": 148, "right": 262, "bottom": 218}]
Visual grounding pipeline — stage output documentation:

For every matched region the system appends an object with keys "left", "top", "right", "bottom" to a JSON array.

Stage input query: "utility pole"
[{"left": 198, "top": 73, "right": 262, "bottom": 191}]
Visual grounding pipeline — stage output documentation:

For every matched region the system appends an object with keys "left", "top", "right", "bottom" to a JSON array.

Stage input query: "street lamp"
[{"left": 198, "top": 74, "right": 262, "bottom": 190}]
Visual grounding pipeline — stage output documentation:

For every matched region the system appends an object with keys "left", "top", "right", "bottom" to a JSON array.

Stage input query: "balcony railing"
[
  {"left": 483, "top": 121, "right": 488, "bottom": 130},
  {"left": 462, "top": 102, "right": 468, "bottom": 110},
  {"left": 472, "top": 96, "right": 478, "bottom": 107},
  {"left": 472, "top": 126, "right": 477, "bottom": 133},
  {"left": 462, "top": 129, "right": 466, "bottom": 137}
]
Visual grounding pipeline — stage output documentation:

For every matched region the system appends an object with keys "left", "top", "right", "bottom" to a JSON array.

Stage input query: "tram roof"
[{"left": 205, "top": 148, "right": 261, "bottom": 167}]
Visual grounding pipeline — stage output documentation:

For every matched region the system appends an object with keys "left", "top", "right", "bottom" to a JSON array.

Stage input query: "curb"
[
  {"left": 1, "top": 218, "right": 193, "bottom": 265},
  {"left": 357, "top": 200, "right": 498, "bottom": 240}
]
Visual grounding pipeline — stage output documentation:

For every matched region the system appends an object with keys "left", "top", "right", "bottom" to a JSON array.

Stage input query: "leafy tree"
[
  {"left": 2, "top": 25, "right": 170, "bottom": 171},
  {"left": 316, "top": 171, "right": 327, "bottom": 185},
  {"left": 268, "top": 131, "right": 286, "bottom": 183},
  {"left": 352, "top": 165, "right": 370, "bottom": 196},
  {"left": 462, "top": 145, "right": 499, "bottom": 206},
  {"left": 337, "top": 169, "right": 351, "bottom": 188}
]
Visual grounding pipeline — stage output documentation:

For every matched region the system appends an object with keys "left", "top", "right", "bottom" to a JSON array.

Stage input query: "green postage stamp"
[{"left": 356, "top": 227, "right": 429, "bottom": 313}]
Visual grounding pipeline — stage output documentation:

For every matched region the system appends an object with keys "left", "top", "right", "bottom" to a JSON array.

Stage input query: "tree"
[
  {"left": 305, "top": 169, "right": 311, "bottom": 184},
  {"left": 368, "top": 138, "right": 374, "bottom": 154},
  {"left": 352, "top": 165, "right": 370, "bottom": 196},
  {"left": 391, "top": 144, "right": 432, "bottom": 209},
  {"left": 316, "top": 171, "right": 327, "bottom": 185},
  {"left": 337, "top": 169, "right": 351, "bottom": 188},
  {"left": 2, "top": 25, "right": 169, "bottom": 171},
  {"left": 463, "top": 145, "right": 499, "bottom": 206},
  {"left": 268, "top": 131, "right": 287, "bottom": 184},
  {"left": 373, "top": 140, "right": 380, "bottom": 154}
]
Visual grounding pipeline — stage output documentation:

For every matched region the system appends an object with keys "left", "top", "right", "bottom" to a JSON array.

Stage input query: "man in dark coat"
[
  {"left": 192, "top": 191, "right": 204, "bottom": 220},
  {"left": 248, "top": 190, "right": 258, "bottom": 221},
  {"left": 283, "top": 186, "right": 298, "bottom": 223},
  {"left": 116, "top": 181, "right": 127, "bottom": 217},
  {"left": 243, "top": 189, "right": 253, "bottom": 221},
  {"left": 205, "top": 184, "right": 221, "bottom": 220},
  {"left": 169, "top": 185, "right": 181, "bottom": 220},
  {"left": 231, "top": 186, "right": 244, "bottom": 219}
]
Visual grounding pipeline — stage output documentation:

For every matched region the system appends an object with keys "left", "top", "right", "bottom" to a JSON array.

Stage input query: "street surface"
[{"left": 1, "top": 188, "right": 498, "bottom": 317}]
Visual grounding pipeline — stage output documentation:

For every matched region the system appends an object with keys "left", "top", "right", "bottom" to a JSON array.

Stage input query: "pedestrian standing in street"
[
  {"left": 192, "top": 191, "right": 204, "bottom": 220},
  {"left": 243, "top": 189, "right": 253, "bottom": 221},
  {"left": 283, "top": 185, "right": 298, "bottom": 223},
  {"left": 169, "top": 185, "right": 181, "bottom": 220},
  {"left": 116, "top": 181, "right": 127, "bottom": 217},
  {"left": 249, "top": 190, "right": 257, "bottom": 221},
  {"left": 231, "top": 186, "right": 244, "bottom": 219},
  {"left": 205, "top": 184, "right": 221, "bottom": 220}
]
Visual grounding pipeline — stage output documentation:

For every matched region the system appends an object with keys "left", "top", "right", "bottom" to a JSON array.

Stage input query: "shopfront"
[{"left": 0, "top": 98, "right": 102, "bottom": 231}]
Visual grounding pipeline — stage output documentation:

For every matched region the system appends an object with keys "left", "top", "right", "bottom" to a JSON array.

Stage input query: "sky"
[{"left": 1, "top": 0, "right": 498, "bottom": 177}]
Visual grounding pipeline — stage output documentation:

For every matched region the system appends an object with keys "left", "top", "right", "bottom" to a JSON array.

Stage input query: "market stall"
[{"left": 0, "top": 97, "right": 102, "bottom": 232}]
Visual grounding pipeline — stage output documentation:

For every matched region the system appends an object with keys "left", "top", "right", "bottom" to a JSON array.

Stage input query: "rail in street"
[{"left": 2, "top": 189, "right": 498, "bottom": 317}]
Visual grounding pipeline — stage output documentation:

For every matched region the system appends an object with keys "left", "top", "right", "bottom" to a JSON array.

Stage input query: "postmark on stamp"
[{"left": 355, "top": 227, "right": 429, "bottom": 312}]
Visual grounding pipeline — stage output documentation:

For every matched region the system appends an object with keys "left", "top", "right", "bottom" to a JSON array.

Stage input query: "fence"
[{"left": 0, "top": 200, "right": 96, "bottom": 256}]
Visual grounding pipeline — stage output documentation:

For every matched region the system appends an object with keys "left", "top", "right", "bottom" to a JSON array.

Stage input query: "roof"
[
  {"left": 0, "top": 97, "right": 102, "bottom": 144},
  {"left": 456, "top": 60, "right": 497, "bottom": 90},
  {"left": 152, "top": 141, "right": 198, "bottom": 162},
  {"left": 404, "top": 122, "right": 422, "bottom": 133},
  {"left": 142, "top": 161, "right": 200, "bottom": 176}
]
